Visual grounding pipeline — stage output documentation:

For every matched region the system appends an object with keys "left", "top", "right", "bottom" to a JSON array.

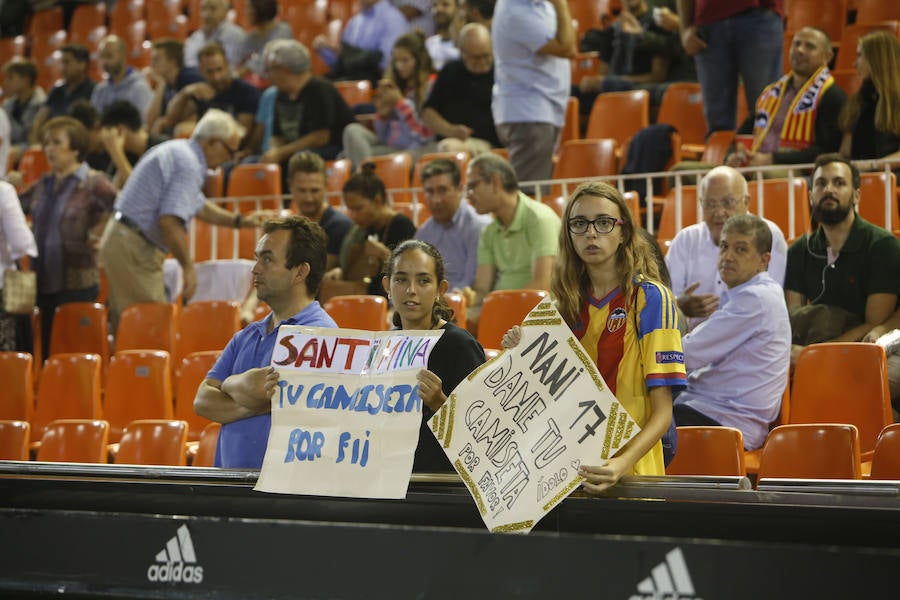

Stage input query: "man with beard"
[
  {"left": 666, "top": 165, "right": 787, "bottom": 331},
  {"left": 425, "top": 0, "right": 461, "bottom": 70},
  {"left": 785, "top": 153, "right": 900, "bottom": 365},
  {"left": 90, "top": 35, "right": 153, "bottom": 122}
]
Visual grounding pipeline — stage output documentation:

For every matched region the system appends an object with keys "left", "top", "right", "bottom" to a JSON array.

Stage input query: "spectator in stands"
[
  {"left": 425, "top": 0, "right": 461, "bottom": 70},
  {"left": 158, "top": 42, "right": 259, "bottom": 144},
  {"left": 674, "top": 214, "right": 790, "bottom": 450},
  {"left": 461, "top": 153, "right": 560, "bottom": 328},
  {"left": 421, "top": 22, "right": 499, "bottom": 155},
  {"left": 726, "top": 27, "right": 847, "bottom": 169},
  {"left": 184, "top": 0, "right": 247, "bottom": 70},
  {"left": 145, "top": 39, "right": 204, "bottom": 135},
  {"left": 2, "top": 59, "right": 46, "bottom": 164},
  {"left": 578, "top": 0, "right": 687, "bottom": 113},
  {"left": 99, "top": 100, "right": 170, "bottom": 188},
  {"left": 414, "top": 158, "right": 489, "bottom": 290},
  {"left": 65, "top": 100, "right": 109, "bottom": 173},
  {"left": 319, "top": 163, "right": 417, "bottom": 302},
  {"left": 236, "top": 0, "right": 294, "bottom": 86},
  {"left": 195, "top": 215, "right": 338, "bottom": 469},
  {"left": 383, "top": 239, "right": 485, "bottom": 472},
  {"left": 261, "top": 39, "right": 354, "bottom": 172},
  {"left": 462, "top": 0, "right": 494, "bottom": 28},
  {"left": 0, "top": 108, "right": 8, "bottom": 179},
  {"left": 0, "top": 180, "right": 37, "bottom": 352},
  {"left": 393, "top": 0, "right": 435, "bottom": 36},
  {"left": 342, "top": 31, "right": 436, "bottom": 168},
  {"left": 29, "top": 44, "right": 94, "bottom": 145},
  {"left": 98, "top": 109, "right": 264, "bottom": 330},
  {"left": 287, "top": 151, "right": 351, "bottom": 271},
  {"left": 785, "top": 154, "right": 900, "bottom": 365},
  {"left": 838, "top": 31, "right": 900, "bottom": 165},
  {"left": 19, "top": 117, "right": 117, "bottom": 359},
  {"left": 492, "top": 0, "right": 576, "bottom": 193},
  {"left": 314, "top": 0, "right": 409, "bottom": 81},
  {"left": 678, "top": 0, "right": 784, "bottom": 134},
  {"left": 666, "top": 165, "right": 787, "bottom": 331},
  {"left": 90, "top": 35, "right": 154, "bottom": 122},
  {"left": 503, "top": 181, "right": 685, "bottom": 490}
]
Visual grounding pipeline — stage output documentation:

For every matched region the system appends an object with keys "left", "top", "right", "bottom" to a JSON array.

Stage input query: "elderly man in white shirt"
[
  {"left": 674, "top": 214, "right": 791, "bottom": 450},
  {"left": 666, "top": 165, "right": 787, "bottom": 331}
]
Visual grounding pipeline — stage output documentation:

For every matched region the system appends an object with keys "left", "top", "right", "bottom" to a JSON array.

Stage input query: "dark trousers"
[
  {"left": 673, "top": 403, "right": 723, "bottom": 427},
  {"left": 37, "top": 285, "right": 98, "bottom": 361}
]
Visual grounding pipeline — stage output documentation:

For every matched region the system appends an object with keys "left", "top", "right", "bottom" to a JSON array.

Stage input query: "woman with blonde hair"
[
  {"left": 505, "top": 181, "right": 685, "bottom": 493},
  {"left": 839, "top": 31, "right": 900, "bottom": 163}
]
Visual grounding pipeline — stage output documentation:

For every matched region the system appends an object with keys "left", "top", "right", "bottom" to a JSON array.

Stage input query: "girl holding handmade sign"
[
  {"left": 504, "top": 182, "right": 686, "bottom": 493},
  {"left": 384, "top": 239, "right": 486, "bottom": 472}
]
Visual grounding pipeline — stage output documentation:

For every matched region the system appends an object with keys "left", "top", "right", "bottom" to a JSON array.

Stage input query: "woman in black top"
[{"left": 383, "top": 240, "right": 485, "bottom": 472}]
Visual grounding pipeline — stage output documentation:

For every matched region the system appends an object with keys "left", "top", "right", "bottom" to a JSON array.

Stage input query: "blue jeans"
[{"left": 694, "top": 8, "right": 784, "bottom": 134}]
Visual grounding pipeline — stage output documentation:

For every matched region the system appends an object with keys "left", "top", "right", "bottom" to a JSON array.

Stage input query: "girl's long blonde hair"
[
  {"left": 551, "top": 182, "right": 661, "bottom": 326},
  {"left": 839, "top": 31, "right": 900, "bottom": 137}
]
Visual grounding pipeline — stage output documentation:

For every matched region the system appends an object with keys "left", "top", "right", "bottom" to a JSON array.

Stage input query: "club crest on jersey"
[{"left": 607, "top": 307, "right": 627, "bottom": 333}]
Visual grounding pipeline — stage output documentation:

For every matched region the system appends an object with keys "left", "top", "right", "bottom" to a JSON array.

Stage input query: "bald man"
[
  {"left": 665, "top": 165, "right": 788, "bottom": 330},
  {"left": 422, "top": 22, "right": 500, "bottom": 155},
  {"left": 90, "top": 35, "right": 153, "bottom": 123}
]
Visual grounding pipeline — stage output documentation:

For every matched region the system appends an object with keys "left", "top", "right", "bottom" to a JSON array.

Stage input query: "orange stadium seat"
[
  {"left": 700, "top": 130, "right": 736, "bottom": 164},
  {"left": 27, "top": 7, "right": 64, "bottom": 38},
  {"left": 363, "top": 153, "right": 412, "bottom": 205},
  {"left": 855, "top": 0, "right": 900, "bottom": 24},
  {"left": 569, "top": 0, "right": 608, "bottom": 39},
  {"left": 116, "top": 302, "right": 179, "bottom": 359},
  {"left": 560, "top": 96, "right": 580, "bottom": 146},
  {"left": 552, "top": 138, "right": 618, "bottom": 198},
  {"left": 656, "top": 185, "right": 699, "bottom": 247},
  {"left": 586, "top": 89, "right": 650, "bottom": 149},
  {"left": 857, "top": 171, "right": 898, "bottom": 233},
  {"left": 444, "top": 292, "right": 467, "bottom": 331},
  {"left": 0, "top": 420, "right": 30, "bottom": 461},
  {"left": 17, "top": 148, "right": 51, "bottom": 190},
  {"left": 175, "top": 351, "right": 220, "bottom": 441},
  {"left": 835, "top": 22, "right": 900, "bottom": 71},
  {"left": 324, "top": 295, "right": 389, "bottom": 330},
  {"left": 478, "top": 289, "right": 550, "bottom": 351},
  {"left": 746, "top": 177, "right": 811, "bottom": 242},
  {"left": 570, "top": 52, "right": 601, "bottom": 87},
  {"left": 191, "top": 422, "right": 221, "bottom": 467},
  {"left": 110, "top": 0, "right": 146, "bottom": 36},
  {"left": 0, "top": 352, "right": 33, "bottom": 422},
  {"left": 334, "top": 80, "right": 373, "bottom": 107},
  {"left": 0, "top": 36, "right": 25, "bottom": 61},
  {"left": 757, "top": 423, "right": 862, "bottom": 481},
  {"left": 69, "top": 2, "right": 107, "bottom": 46},
  {"left": 48, "top": 302, "right": 109, "bottom": 365},
  {"left": 656, "top": 83, "right": 707, "bottom": 158},
  {"left": 784, "top": 0, "right": 847, "bottom": 43},
  {"left": 227, "top": 163, "right": 283, "bottom": 212},
  {"left": 326, "top": 158, "right": 352, "bottom": 203},
  {"left": 35, "top": 419, "right": 109, "bottom": 463},
  {"left": 665, "top": 426, "right": 746, "bottom": 476},
  {"left": 870, "top": 424, "right": 900, "bottom": 479},
  {"left": 115, "top": 419, "right": 189, "bottom": 466},
  {"left": 31, "top": 353, "right": 103, "bottom": 442},
  {"left": 177, "top": 301, "right": 241, "bottom": 366},
  {"left": 104, "top": 350, "right": 174, "bottom": 443}
]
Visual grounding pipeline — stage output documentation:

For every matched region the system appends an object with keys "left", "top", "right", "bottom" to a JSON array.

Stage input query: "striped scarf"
[{"left": 752, "top": 66, "right": 834, "bottom": 152}]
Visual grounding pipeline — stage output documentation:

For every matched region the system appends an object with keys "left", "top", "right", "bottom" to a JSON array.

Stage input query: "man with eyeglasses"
[
  {"left": 461, "top": 153, "right": 560, "bottom": 330},
  {"left": 422, "top": 22, "right": 500, "bottom": 156},
  {"left": 665, "top": 165, "right": 787, "bottom": 330},
  {"left": 99, "top": 109, "right": 264, "bottom": 332}
]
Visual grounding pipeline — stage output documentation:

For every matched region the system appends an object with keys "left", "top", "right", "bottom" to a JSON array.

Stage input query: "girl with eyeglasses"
[{"left": 504, "top": 181, "right": 685, "bottom": 494}]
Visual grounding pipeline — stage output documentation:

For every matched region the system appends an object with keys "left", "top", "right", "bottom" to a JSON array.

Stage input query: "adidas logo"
[
  {"left": 146, "top": 524, "right": 204, "bottom": 584},
  {"left": 630, "top": 547, "right": 701, "bottom": 600}
]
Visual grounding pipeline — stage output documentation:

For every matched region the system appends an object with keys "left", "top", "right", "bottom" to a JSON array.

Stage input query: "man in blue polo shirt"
[{"left": 195, "top": 216, "right": 338, "bottom": 469}]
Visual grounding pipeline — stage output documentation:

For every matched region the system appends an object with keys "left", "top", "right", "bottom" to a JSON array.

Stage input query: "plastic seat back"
[
  {"left": 656, "top": 82, "right": 707, "bottom": 150},
  {"left": 324, "top": 295, "right": 389, "bottom": 330},
  {"left": 175, "top": 351, "right": 221, "bottom": 441},
  {"left": 836, "top": 22, "right": 900, "bottom": 70},
  {"left": 552, "top": 138, "right": 618, "bottom": 198},
  {"left": 785, "top": 0, "right": 847, "bottom": 41},
  {"left": 193, "top": 422, "right": 221, "bottom": 467},
  {"left": 104, "top": 350, "right": 174, "bottom": 443},
  {"left": 560, "top": 96, "right": 580, "bottom": 145},
  {"left": 665, "top": 426, "right": 746, "bottom": 476},
  {"left": 69, "top": 2, "right": 107, "bottom": 45},
  {"left": 32, "top": 353, "right": 103, "bottom": 440},
  {"left": 870, "top": 423, "right": 900, "bottom": 479},
  {"left": 36, "top": 419, "right": 109, "bottom": 463},
  {"left": 49, "top": 302, "right": 109, "bottom": 365},
  {"left": 227, "top": 163, "right": 283, "bottom": 212},
  {"left": 855, "top": 0, "right": 900, "bottom": 24},
  {"left": 478, "top": 289, "right": 550, "bottom": 351},
  {"left": 0, "top": 420, "right": 30, "bottom": 460},
  {"left": 116, "top": 419, "right": 189, "bottom": 466},
  {"left": 363, "top": 153, "right": 413, "bottom": 205},
  {"left": 757, "top": 423, "right": 862, "bottom": 481},
  {"left": 857, "top": 171, "right": 898, "bottom": 232},
  {"left": 326, "top": 159, "right": 353, "bottom": 204},
  {"left": 28, "top": 7, "right": 64, "bottom": 37},
  {"left": 656, "top": 185, "right": 699, "bottom": 247},
  {"left": 443, "top": 292, "right": 467, "bottom": 331},
  {"left": 334, "top": 80, "right": 373, "bottom": 106},
  {"left": 17, "top": 148, "right": 51, "bottom": 189},
  {"left": 0, "top": 352, "right": 33, "bottom": 422},
  {"left": 747, "top": 177, "right": 810, "bottom": 242},
  {"left": 177, "top": 301, "right": 241, "bottom": 366},
  {"left": 116, "top": 302, "right": 178, "bottom": 358},
  {"left": 700, "top": 130, "right": 736, "bottom": 164},
  {"left": 585, "top": 90, "right": 650, "bottom": 147},
  {"left": 790, "top": 343, "right": 892, "bottom": 459},
  {"left": 110, "top": 0, "right": 146, "bottom": 36}
]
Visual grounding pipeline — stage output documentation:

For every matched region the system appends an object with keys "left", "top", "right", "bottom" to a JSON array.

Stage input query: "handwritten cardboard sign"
[
  {"left": 255, "top": 326, "right": 443, "bottom": 498},
  {"left": 429, "top": 300, "right": 641, "bottom": 533}
]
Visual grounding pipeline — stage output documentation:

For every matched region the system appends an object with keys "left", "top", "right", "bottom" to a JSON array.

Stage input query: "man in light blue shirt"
[
  {"left": 674, "top": 214, "right": 791, "bottom": 450},
  {"left": 491, "top": 0, "right": 575, "bottom": 192},
  {"left": 314, "top": 0, "right": 409, "bottom": 75},
  {"left": 414, "top": 158, "right": 490, "bottom": 290}
]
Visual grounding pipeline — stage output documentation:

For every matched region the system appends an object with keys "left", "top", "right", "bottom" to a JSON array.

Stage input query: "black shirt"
[
  {"left": 273, "top": 77, "right": 354, "bottom": 149},
  {"left": 422, "top": 60, "right": 500, "bottom": 147}
]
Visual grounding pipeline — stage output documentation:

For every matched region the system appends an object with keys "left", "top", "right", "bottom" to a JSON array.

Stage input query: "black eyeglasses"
[
  {"left": 567, "top": 215, "right": 623, "bottom": 235},
  {"left": 215, "top": 138, "right": 239, "bottom": 157}
]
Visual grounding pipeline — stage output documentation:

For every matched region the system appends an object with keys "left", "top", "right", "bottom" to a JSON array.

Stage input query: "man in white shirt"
[
  {"left": 674, "top": 214, "right": 791, "bottom": 450},
  {"left": 425, "top": 0, "right": 461, "bottom": 70},
  {"left": 666, "top": 165, "right": 787, "bottom": 331}
]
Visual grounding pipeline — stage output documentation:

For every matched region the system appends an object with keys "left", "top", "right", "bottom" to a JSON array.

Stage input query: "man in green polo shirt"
[
  {"left": 785, "top": 153, "right": 900, "bottom": 367},
  {"left": 461, "top": 153, "right": 561, "bottom": 331}
]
